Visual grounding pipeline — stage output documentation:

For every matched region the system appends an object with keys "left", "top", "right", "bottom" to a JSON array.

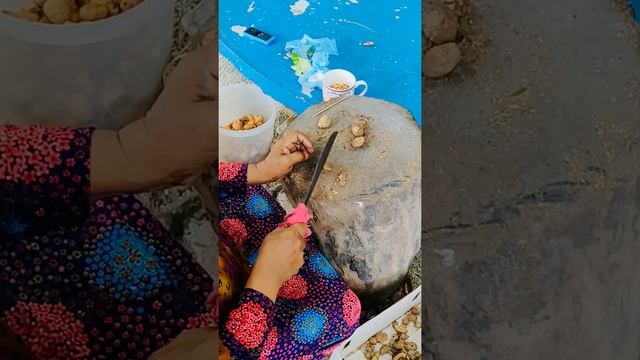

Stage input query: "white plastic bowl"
[
  {"left": 0, "top": 0, "right": 176, "bottom": 129},
  {"left": 219, "top": 83, "right": 277, "bottom": 164}
]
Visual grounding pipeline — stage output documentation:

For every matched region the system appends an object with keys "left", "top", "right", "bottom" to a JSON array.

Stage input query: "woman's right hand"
[{"left": 245, "top": 224, "right": 308, "bottom": 301}]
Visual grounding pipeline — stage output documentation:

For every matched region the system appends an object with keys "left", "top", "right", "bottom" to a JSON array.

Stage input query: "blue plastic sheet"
[{"left": 220, "top": 0, "right": 422, "bottom": 125}]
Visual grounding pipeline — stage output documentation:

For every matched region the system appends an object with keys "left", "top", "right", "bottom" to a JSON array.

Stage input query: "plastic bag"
[
  {"left": 280, "top": 96, "right": 421, "bottom": 300},
  {"left": 285, "top": 34, "right": 338, "bottom": 96}
]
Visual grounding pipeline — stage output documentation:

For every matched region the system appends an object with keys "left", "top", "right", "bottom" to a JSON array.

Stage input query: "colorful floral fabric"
[
  {"left": 218, "top": 162, "right": 361, "bottom": 360},
  {"left": 0, "top": 125, "right": 214, "bottom": 360}
]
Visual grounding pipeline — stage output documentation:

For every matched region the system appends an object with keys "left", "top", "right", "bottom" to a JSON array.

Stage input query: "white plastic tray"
[{"left": 331, "top": 286, "right": 422, "bottom": 359}]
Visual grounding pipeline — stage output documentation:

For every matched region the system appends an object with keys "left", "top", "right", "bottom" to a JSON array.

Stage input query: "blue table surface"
[{"left": 220, "top": 0, "right": 422, "bottom": 126}]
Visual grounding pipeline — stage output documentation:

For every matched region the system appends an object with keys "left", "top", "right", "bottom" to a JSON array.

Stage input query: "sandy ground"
[{"left": 424, "top": 0, "right": 640, "bottom": 359}]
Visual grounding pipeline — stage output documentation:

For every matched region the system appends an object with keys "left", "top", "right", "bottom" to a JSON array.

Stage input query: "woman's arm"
[
  {"left": 0, "top": 125, "right": 94, "bottom": 231},
  {"left": 219, "top": 224, "right": 307, "bottom": 359},
  {"left": 90, "top": 40, "right": 217, "bottom": 199},
  {"left": 218, "top": 288, "right": 277, "bottom": 359}
]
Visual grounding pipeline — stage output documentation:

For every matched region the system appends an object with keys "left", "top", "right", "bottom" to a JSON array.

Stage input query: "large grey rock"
[{"left": 281, "top": 96, "right": 421, "bottom": 300}]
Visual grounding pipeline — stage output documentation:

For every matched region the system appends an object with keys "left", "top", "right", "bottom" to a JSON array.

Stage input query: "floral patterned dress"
[
  {"left": 0, "top": 125, "right": 214, "bottom": 360},
  {"left": 218, "top": 162, "right": 361, "bottom": 360}
]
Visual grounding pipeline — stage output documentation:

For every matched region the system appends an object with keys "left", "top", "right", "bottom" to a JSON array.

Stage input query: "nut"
[
  {"left": 120, "top": 0, "right": 142, "bottom": 11},
  {"left": 4, "top": 10, "right": 39, "bottom": 21},
  {"left": 407, "top": 314, "right": 417, "bottom": 322},
  {"left": 318, "top": 115, "right": 332, "bottom": 128},
  {"left": 393, "top": 323, "right": 407, "bottom": 333},
  {"left": 351, "top": 123, "right": 365, "bottom": 137},
  {"left": 402, "top": 318, "right": 410, "bottom": 325},
  {"left": 351, "top": 136, "right": 365, "bottom": 148},
  {"left": 226, "top": 114, "right": 265, "bottom": 131},
  {"left": 90, "top": 0, "right": 112, "bottom": 6},
  {"left": 393, "top": 353, "right": 408, "bottom": 360},
  {"left": 106, "top": 2, "right": 119, "bottom": 15},
  {"left": 5, "top": 0, "right": 138, "bottom": 24},
  {"left": 380, "top": 345, "right": 391, "bottom": 354},
  {"left": 393, "top": 341, "right": 404, "bottom": 350},
  {"left": 364, "top": 344, "right": 374, "bottom": 354},
  {"left": 400, "top": 333, "right": 409, "bottom": 341},
  {"left": 337, "top": 171, "right": 347, "bottom": 186},
  {"left": 79, "top": 3, "right": 108, "bottom": 21},
  {"left": 410, "top": 307, "right": 420, "bottom": 315},
  {"left": 404, "top": 342, "right": 417, "bottom": 352},
  {"left": 425, "top": 4, "right": 459, "bottom": 44},
  {"left": 376, "top": 332, "right": 388, "bottom": 344},
  {"left": 369, "top": 336, "right": 378, "bottom": 345},
  {"left": 425, "top": 42, "right": 462, "bottom": 78},
  {"left": 43, "top": 0, "right": 71, "bottom": 23}
]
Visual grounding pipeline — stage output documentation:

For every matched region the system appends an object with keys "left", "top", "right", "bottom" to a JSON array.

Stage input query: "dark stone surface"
[{"left": 423, "top": 0, "right": 640, "bottom": 359}]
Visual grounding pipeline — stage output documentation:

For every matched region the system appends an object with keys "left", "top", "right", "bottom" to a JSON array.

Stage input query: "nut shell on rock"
[
  {"left": 318, "top": 115, "right": 332, "bottom": 128},
  {"left": 351, "top": 136, "right": 365, "bottom": 148},
  {"left": 425, "top": 4, "right": 459, "bottom": 44},
  {"left": 351, "top": 124, "right": 365, "bottom": 137},
  {"left": 425, "top": 42, "right": 462, "bottom": 78}
]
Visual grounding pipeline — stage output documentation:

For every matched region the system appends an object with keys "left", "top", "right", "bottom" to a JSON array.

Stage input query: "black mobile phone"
[{"left": 244, "top": 27, "right": 275, "bottom": 45}]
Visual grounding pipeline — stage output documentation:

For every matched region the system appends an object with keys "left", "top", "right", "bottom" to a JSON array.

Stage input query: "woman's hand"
[
  {"left": 247, "top": 131, "right": 314, "bottom": 185},
  {"left": 90, "top": 36, "right": 217, "bottom": 198},
  {"left": 245, "top": 224, "right": 308, "bottom": 301}
]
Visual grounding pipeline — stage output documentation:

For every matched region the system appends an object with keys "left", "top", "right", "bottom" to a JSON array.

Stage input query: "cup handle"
[{"left": 354, "top": 80, "right": 368, "bottom": 96}]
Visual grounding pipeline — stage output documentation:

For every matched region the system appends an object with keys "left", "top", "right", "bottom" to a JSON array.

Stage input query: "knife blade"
[{"left": 303, "top": 131, "right": 338, "bottom": 205}]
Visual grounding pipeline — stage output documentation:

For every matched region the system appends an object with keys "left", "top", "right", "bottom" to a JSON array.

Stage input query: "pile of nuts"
[
  {"left": 330, "top": 82, "right": 350, "bottom": 91},
  {"left": 424, "top": 3, "right": 462, "bottom": 78},
  {"left": 358, "top": 306, "right": 421, "bottom": 360},
  {"left": 3, "top": 0, "right": 143, "bottom": 24},
  {"left": 316, "top": 114, "right": 370, "bottom": 148},
  {"left": 350, "top": 117, "right": 370, "bottom": 148},
  {"left": 223, "top": 114, "right": 266, "bottom": 131}
]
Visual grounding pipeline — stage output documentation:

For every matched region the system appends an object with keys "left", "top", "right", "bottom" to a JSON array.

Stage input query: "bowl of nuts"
[
  {"left": 219, "top": 83, "right": 277, "bottom": 164},
  {"left": 0, "top": 0, "right": 175, "bottom": 129}
]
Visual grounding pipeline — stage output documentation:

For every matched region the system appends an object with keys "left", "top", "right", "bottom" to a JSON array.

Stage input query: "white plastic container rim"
[
  {"left": 331, "top": 286, "right": 422, "bottom": 359},
  {"left": 219, "top": 83, "right": 277, "bottom": 138},
  {"left": 0, "top": 0, "right": 175, "bottom": 46}
]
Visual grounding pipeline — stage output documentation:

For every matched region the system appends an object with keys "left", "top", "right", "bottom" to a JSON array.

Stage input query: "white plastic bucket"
[
  {"left": 0, "top": 0, "right": 176, "bottom": 129},
  {"left": 219, "top": 83, "right": 277, "bottom": 164}
]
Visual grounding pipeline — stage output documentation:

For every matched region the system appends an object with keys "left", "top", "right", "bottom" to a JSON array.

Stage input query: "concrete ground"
[{"left": 424, "top": 0, "right": 640, "bottom": 359}]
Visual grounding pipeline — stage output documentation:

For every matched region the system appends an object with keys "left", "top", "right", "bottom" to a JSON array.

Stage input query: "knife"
[{"left": 303, "top": 131, "right": 338, "bottom": 204}]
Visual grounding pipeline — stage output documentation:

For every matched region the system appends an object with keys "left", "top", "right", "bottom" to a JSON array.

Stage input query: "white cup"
[{"left": 322, "top": 69, "right": 368, "bottom": 102}]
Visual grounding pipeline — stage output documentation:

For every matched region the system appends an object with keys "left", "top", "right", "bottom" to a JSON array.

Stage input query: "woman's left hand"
[{"left": 247, "top": 131, "right": 314, "bottom": 185}]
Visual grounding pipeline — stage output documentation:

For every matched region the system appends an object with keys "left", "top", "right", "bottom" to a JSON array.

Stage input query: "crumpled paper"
[{"left": 285, "top": 35, "right": 338, "bottom": 96}]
